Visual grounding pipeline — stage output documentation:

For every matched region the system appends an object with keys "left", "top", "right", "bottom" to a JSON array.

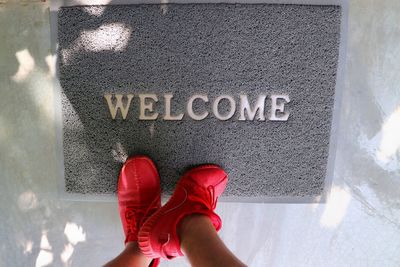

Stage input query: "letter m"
[
  {"left": 104, "top": 94, "right": 134, "bottom": 120},
  {"left": 239, "top": 95, "right": 266, "bottom": 121}
]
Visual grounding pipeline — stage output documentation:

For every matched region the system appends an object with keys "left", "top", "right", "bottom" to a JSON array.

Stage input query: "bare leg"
[
  {"left": 104, "top": 242, "right": 152, "bottom": 267},
  {"left": 178, "top": 214, "right": 247, "bottom": 267}
]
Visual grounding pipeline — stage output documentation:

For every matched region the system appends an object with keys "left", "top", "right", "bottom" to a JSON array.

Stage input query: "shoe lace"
[
  {"left": 125, "top": 196, "right": 161, "bottom": 236},
  {"left": 124, "top": 208, "right": 143, "bottom": 236}
]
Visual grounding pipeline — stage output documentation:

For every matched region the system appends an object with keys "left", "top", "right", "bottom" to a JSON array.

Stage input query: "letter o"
[{"left": 212, "top": 95, "right": 236, "bottom": 121}]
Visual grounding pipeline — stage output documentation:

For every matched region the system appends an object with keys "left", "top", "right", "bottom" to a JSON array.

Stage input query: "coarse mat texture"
[{"left": 57, "top": 3, "right": 341, "bottom": 200}]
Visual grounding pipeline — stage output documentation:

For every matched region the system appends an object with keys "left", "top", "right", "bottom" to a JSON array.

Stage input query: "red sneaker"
[
  {"left": 118, "top": 156, "right": 161, "bottom": 246},
  {"left": 138, "top": 164, "right": 228, "bottom": 259}
]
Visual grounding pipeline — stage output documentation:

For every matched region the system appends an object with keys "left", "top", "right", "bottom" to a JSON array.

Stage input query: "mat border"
[{"left": 50, "top": 0, "right": 349, "bottom": 203}]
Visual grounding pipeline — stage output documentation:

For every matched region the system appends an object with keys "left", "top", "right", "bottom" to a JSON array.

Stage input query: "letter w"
[{"left": 104, "top": 94, "right": 134, "bottom": 120}]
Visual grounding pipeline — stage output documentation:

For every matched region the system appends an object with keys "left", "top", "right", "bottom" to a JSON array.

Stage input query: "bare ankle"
[
  {"left": 177, "top": 214, "right": 212, "bottom": 240},
  {"left": 177, "top": 214, "right": 247, "bottom": 267}
]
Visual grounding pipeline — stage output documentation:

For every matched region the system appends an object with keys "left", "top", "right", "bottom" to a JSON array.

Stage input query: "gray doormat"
[{"left": 57, "top": 3, "right": 342, "bottom": 201}]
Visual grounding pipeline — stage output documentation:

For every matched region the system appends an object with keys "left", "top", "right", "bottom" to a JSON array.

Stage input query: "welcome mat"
[{"left": 56, "top": 3, "right": 343, "bottom": 202}]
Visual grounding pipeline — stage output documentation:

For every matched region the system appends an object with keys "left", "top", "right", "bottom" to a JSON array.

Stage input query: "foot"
[
  {"left": 118, "top": 156, "right": 161, "bottom": 245},
  {"left": 138, "top": 164, "right": 228, "bottom": 259}
]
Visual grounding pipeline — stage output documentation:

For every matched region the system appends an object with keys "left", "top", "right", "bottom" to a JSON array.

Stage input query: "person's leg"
[
  {"left": 104, "top": 242, "right": 151, "bottom": 267},
  {"left": 139, "top": 164, "right": 247, "bottom": 266},
  {"left": 178, "top": 214, "right": 247, "bottom": 267}
]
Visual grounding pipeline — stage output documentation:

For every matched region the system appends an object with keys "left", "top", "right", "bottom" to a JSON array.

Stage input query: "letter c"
[{"left": 187, "top": 95, "right": 209, "bottom": 120}]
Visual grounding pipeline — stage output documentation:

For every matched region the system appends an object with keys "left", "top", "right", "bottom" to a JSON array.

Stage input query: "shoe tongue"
[{"left": 183, "top": 168, "right": 227, "bottom": 196}]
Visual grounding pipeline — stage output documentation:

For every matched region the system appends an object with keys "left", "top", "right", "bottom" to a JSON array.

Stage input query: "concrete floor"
[{"left": 1, "top": 1, "right": 400, "bottom": 266}]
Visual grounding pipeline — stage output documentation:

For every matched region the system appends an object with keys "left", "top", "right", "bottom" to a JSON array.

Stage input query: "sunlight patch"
[
  {"left": 60, "top": 22, "right": 132, "bottom": 65},
  {"left": 377, "top": 106, "right": 400, "bottom": 168},
  {"left": 81, "top": 23, "right": 132, "bottom": 52},
  {"left": 40, "top": 231, "right": 52, "bottom": 250},
  {"left": 35, "top": 250, "right": 53, "bottom": 267},
  {"left": 83, "top": 6, "right": 106, "bottom": 17},
  {"left": 11, "top": 49, "right": 35, "bottom": 83},
  {"left": 359, "top": 106, "right": 400, "bottom": 173},
  {"left": 111, "top": 142, "right": 128, "bottom": 163},
  {"left": 320, "top": 186, "right": 351, "bottom": 228},
  {"left": 45, "top": 54, "right": 57, "bottom": 78},
  {"left": 18, "top": 190, "right": 38, "bottom": 211},
  {"left": 60, "top": 243, "right": 74, "bottom": 263},
  {"left": 23, "top": 240, "right": 34, "bottom": 255},
  {"left": 64, "top": 222, "right": 86, "bottom": 245}
]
